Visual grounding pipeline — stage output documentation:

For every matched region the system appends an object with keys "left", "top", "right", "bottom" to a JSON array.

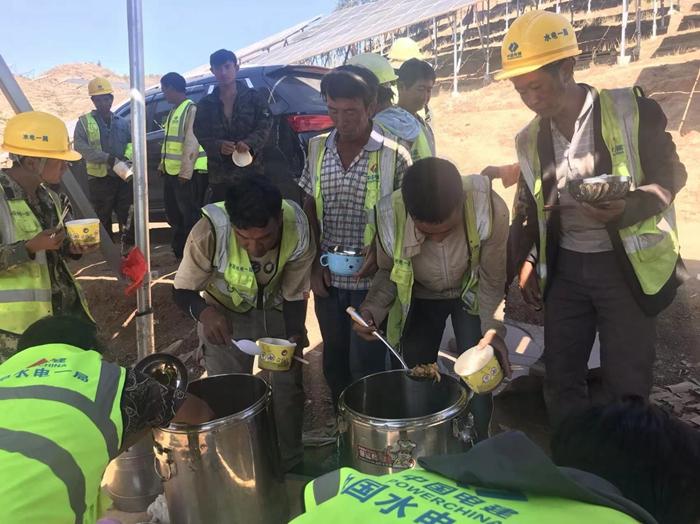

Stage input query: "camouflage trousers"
[{"left": 0, "top": 332, "right": 19, "bottom": 363}]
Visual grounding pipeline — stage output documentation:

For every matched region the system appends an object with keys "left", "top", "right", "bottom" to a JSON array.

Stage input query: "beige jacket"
[{"left": 361, "top": 191, "right": 509, "bottom": 338}]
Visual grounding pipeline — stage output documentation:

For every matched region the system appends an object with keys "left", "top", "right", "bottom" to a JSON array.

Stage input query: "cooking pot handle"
[
  {"left": 452, "top": 413, "right": 475, "bottom": 447},
  {"left": 337, "top": 412, "right": 348, "bottom": 434},
  {"left": 153, "top": 443, "right": 175, "bottom": 481}
]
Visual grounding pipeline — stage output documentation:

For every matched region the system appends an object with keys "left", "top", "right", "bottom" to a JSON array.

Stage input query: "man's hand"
[
  {"left": 220, "top": 141, "right": 237, "bottom": 155},
  {"left": 480, "top": 163, "right": 520, "bottom": 188},
  {"left": 26, "top": 229, "right": 65, "bottom": 254},
  {"left": 581, "top": 199, "right": 626, "bottom": 224},
  {"left": 199, "top": 306, "right": 231, "bottom": 346},
  {"left": 476, "top": 330, "right": 512, "bottom": 378},
  {"left": 234, "top": 141, "right": 250, "bottom": 154},
  {"left": 311, "top": 260, "right": 331, "bottom": 298},
  {"left": 354, "top": 245, "right": 378, "bottom": 281},
  {"left": 68, "top": 242, "right": 100, "bottom": 255},
  {"left": 171, "top": 393, "right": 216, "bottom": 425},
  {"left": 518, "top": 260, "right": 543, "bottom": 311},
  {"left": 351, "top": 308, "right": 378, "bottom": 342}
]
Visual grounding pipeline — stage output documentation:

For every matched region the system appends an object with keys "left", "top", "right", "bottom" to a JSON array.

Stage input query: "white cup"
[
  {"left": 113, "top": 161, "right": 133, "bottom": 181},
  {"left": 231, "top": 150, "right": 253, "bottom": 167}
]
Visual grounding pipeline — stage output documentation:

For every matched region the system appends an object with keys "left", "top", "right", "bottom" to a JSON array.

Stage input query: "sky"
[{"left": 3, "top": 0, "right": 336, "bottom": 76}]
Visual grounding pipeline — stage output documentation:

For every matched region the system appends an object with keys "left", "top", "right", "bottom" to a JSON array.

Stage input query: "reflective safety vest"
[
  {"left": 0, "top": 343, "right": 126, "bottom": 524},
  {"left": 307, "top": 130, "right": 402, "bottom": 246},
  {"left": 295, "top": 467, "right": 638, "bottom": 523},
  {"left": 161, "top": 99, "right": 207, "bottom": 175},
  {"left": 376, "top": 176, "right": 493, "bottom": 346},
  {"left": 411, "top": 125, "right": 434, "bottom": 160},
  {"left": 516, "top": 88, "right": 680, "bottom": 295},
  {"left": 78, "top": 113, "right": 108, "bottom": 178},
  {"left": 79, "top": 114, "right": 133, "bottom": 177},
  {"left": 0, "top": 180, "right": 93, "bottom": 335},
  {"left": 202, "top": 199, "right": 310, "bottom": 313}
]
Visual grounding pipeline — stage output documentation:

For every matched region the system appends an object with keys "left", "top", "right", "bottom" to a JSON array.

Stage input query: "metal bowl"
[
  {"left": 133, "top": 353, "right": 189, "bottom": 394},
  {"left": 328, "top": 245, "right": 363, "bottom": 256},
  {"left": 568, "top": 175, "right": 631, "bottom": 203}
]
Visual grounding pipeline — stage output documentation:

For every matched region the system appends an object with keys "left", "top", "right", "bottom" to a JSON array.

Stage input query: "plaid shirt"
[{"left": 299, "top": 124, "right": 411, "bottom": 290}]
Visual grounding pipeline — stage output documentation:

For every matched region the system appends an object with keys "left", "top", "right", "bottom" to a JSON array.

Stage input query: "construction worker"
[
  {"left": 159, "top": 72, "right": 208, "bottom": 260},
  {"left": 0, "top": 315, "right": 213, "bottom": 524},
  {"left": 0, "top": 111, "right": 96, "bottom": 361},
  {"left": 74, "top": 77, "right": 134, "bottom": 252},
  {"left": 293, "top": 397, "right": 700, "bottom": 524},
  {"left": 299, "top": 66, "right": 411, "bottom": 406},
  {"left": 397, "top": 59, "right": 436, "bottom": 157},
  {"left": 348, "top": 53, "right": 434, "bottom": 160},
  {"left": 498, "top": 11, "right": 688, "bottom": 425},
  {"left": 354, "top": 158, "right": 510, "bottom": 441},
  {"left": 388, "top": 38, "right": 432, "bottom": 124},
  {"left": 172, "top": 175, "right": 312, "bottom": 471},
  {"left": 194, "top": 49, "right": 273, "bottom": 203}
]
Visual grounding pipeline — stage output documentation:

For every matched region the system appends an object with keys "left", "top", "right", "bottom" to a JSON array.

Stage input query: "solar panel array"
[{"left": 247, "top": 0, "right": 478, "bottom": 65}]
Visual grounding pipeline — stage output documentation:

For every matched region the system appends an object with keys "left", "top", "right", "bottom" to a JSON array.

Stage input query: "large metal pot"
[
  {"left": 339, "top": 370, "right": 473, "bottom": 475},
  {"left": 153, "top": 374, "right": 288, "bottom": 524}
]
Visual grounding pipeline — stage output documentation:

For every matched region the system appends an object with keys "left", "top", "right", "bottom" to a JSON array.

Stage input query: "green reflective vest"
[
  {"left": 308, "top": 130, "right": 402, "bottom": 246},
  {"left": 295, "top": 467, "right": 638, "bottom": 523},
  {"left": 411, "top": 125, "right": 434, "bottom": 160},
  {"left": 161, "top": 99, "right": 207, "bottom": 175},
  {"left": 376, "top": 175, "right": 493, "bottom": 346},
  {"left": 202, "top": 199, "right": 310, "bottom": 313},
  {"left": 78, "top": 113, "right": 108, "bottom": 178},
  {"left": 0, "top": 343, "right": 126, "bottom": 523},
  {"left": 79, "top": 114, "right": 134, "bottom": 177},
  {"left": 516, "top": 88, "right": 680, "bottom": 295},
  {"left": 0, "top": 181, "right": 93, "bottom": 335}
]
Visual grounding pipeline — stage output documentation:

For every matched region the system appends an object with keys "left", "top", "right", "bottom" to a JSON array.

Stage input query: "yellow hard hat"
[
  {"left": 495, "top": 10, "right": 581, "bottom": 81},
  {"left": 347, "top": 53, "right": 398, "bottom": 85},
  {"left": 2, "top": 111, "right": 82, "bottom": 162},
  {"left": 88, "top": 76, "right": 113, "bottom": 96},
  {"left": 388, "top": 37, "right": 424, "bottom": 66}
]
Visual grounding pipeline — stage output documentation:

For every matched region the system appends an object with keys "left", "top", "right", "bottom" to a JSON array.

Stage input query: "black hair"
[
  {"left": 160, "top": 72, "right": 186, "bottom": 94},
  {"left": 397, "top": 58, "right": 436, "bottom": 88},
  {"left": 541, "top": 58, "right": 569, "bottom": 76},
  {"left": 224, "top": 175, "right": 282, "bottom": 229},
  {"left": 377, "top": 84, "right": 395, "bottom": 106},
  {"left": 552, "top": 396, "right": 700, "bottom": 524},
  {"left": 402, "top": 158, "right": 464, "bottom": 223},
  {"left": 210, "top": 49, "right": 238, "bottom": 68},
  {"left": 320, "top": 65, "right": 378, "bottom": 107},
  {"left": 17, "top": 316, "right": 101, "bottom": 353}
]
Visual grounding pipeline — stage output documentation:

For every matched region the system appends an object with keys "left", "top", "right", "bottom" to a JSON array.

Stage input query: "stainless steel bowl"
[
  {"left": 133, "top": 353, "right": 188, "bottom": 394},
  {"left": 568, "top": 175, "right": 631, "bottom": 203},
  {"left": 329, "top": 245, "right": 363, "bottom": 256}
]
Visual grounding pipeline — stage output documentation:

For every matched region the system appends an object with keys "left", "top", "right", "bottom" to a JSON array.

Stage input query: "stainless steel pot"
[
  {"left": 153, "top": 374, "right": 288, "bottom": 524},
  {"left": 338, "top": 370, "right": 474, "bottom": 475}
]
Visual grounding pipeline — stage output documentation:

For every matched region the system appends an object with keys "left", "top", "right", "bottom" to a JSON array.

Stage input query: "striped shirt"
[{"left": 299, "top": 124, "right": 411, "bottom": 290}]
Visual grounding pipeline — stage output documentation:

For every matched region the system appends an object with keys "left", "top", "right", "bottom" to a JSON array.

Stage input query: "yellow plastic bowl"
[
  {"left": 257, "top": 338, "right": 295, "bottom": 371},
  {"left": 454, "top": 344, "right": 504, "bottom": 394},
  {"left": 65, "top": 218, "right": 100, "bottom": 247}
]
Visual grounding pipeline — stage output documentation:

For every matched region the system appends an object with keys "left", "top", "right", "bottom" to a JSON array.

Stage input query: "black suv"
[{"left": 112, "top": 64, "right": 332, "bottom": 219}]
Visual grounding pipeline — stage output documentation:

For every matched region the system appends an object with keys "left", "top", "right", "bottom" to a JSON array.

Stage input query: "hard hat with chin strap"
[
  {"left": 496, "top": 10, "right": 581, "bottom": 81},
  {"left": 387, "top": 37, "right": 424, "bottom": 66}
]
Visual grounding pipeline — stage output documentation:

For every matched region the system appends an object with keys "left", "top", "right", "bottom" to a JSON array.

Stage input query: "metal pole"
[
  {"left": 127, "top": 0, "right": 154, "bottom": 358},
  {"left": 620, "top": 0, "right": 629, "bottom": 63},
  {"left": 556, "top": 0, "right": 561, "bottom": 13},
  {"left": 433, "top": 17, "right": 439, "bottom": 69},
  {"left": 452, "top": 14, "right": 458, "bottom": 95},
  {"left": 635, "top": 0, "right": 642, "bottom": 60},
  {"left": 506, "top": 0, "right": 509, "bottom": 31},
  {"left": 485, "top": 0, "right": 491, "bottom": 85},
  {"left": 587, "top": 0, "right": 592, "bottom": 15},
  {"left": 0, "top": 54, "right": 124, "bottom": 276},
  {"left": 653, "top": 0, "right": 658, "bottom": 38}
]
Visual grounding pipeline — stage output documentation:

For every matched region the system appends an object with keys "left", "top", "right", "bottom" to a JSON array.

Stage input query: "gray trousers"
[
  {"left": 198, "top": 305, "right": 304, "bottom": 471},
  {"left": 544, "top": 249, "right": 656, "bottom": 426}
]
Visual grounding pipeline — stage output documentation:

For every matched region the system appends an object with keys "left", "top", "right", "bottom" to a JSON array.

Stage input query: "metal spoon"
[{"left": 346, "top": 307, "right": 409, "bottom": 370}]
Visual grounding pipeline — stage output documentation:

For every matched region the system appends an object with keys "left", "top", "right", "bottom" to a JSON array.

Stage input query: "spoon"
[{"left": 346, "top": 307, "right": 409, "bottom": 370}]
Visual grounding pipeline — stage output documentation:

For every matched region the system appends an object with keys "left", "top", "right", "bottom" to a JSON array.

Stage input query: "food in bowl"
[{"left": 568, "top": 175, "right": 631, "bottom": 203}]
